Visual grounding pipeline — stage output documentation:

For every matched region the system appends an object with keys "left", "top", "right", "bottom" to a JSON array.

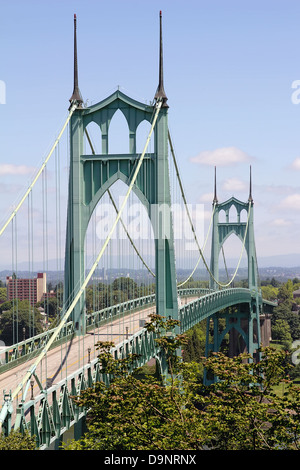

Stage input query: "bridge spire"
[
  {"left": 248, "top": 165, "right": 253, "bottom": 203},
  {"left": 154, "top": 11, "right": 168, "bottom": 107},
  {"left": 213, "top": 166, "right": 218, "bottom": 204},
  {"left": 69, "top": 14, "right": 83, "bottom": 108}
]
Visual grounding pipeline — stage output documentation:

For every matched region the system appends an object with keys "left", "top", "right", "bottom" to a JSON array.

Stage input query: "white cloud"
[
  {"left": 222, "top": 178, "right": 247, "bottom": 192},
  {"left": 261, "top": 184, "right": 294, "bottom": 195},
  {"left": 270, "top": 218, "right": 291, "bottom": 227},
  {"left": 190, "top": 146, "right": 251, "bottom": 166},
  {"left": 0, "top": 182, "right": 23, "bottom": 194},
  {"left": 290, "top": 157, "right": 300, "bottom": 170},
  {"left": 199, "top": 192, "right": 214, "bottom": 202},
  {"left": 0, "top": 163, "right": 36, "bottom": 176},
  {"left": 279, "top": 193, "right": 300, "bottom": 210}
]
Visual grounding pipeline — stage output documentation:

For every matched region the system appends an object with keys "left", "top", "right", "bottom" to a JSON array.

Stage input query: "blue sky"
[{"left": 1, "top": 0, "right": 300, "bottom": 269}]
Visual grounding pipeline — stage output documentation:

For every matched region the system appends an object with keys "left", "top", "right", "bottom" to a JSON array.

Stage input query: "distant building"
[
  {"left": 42, "top": 290, "right": 56, "bottom": 301},
  {"left": 293, "top": 289, "right": 300, "bottom": 300},
  {"left": 6, "top": 272, "right": 47, "bottom": 306}
]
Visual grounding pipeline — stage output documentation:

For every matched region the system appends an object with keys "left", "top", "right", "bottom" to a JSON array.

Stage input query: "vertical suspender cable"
[
  {"left": 168, "top": 129, "right": 251, "bottom": 289},
  {"left": 0, "top": 104, "right": 77, "bottom": 238},
  {"left": 8, "top": 99, "right": 162, "bottom": 404}
]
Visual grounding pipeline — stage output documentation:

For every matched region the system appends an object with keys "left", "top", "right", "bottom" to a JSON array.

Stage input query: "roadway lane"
[{"left": 0, "top": 296, "right": 196, "bottom": 408}]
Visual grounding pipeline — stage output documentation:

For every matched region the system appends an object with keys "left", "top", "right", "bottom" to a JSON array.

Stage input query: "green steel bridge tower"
[
  {"left": 205, "top": 167, "right": 262, "bottom": 382},
  {"left": 64, "top": 12, "right": 179, "bottom": 373},
  {"left": 0, "top": 13, "right": 276, "bottom": 448}
]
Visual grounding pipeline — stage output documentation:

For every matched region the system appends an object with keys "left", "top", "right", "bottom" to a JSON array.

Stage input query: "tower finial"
[
  {"left": 69, "top": 14, "right": 83, "bottom": 108},
  {"left": 154, "top": 11, "right": 168, "bottom": 107},
  {"left": 248, "top": 165, "right": 253, "bottom": 203},
  {"left": 213, "top": 166, "right": 218, "bottom": 204}
]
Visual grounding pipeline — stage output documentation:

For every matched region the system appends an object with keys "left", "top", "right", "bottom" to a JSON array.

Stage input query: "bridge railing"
[
  {"left": 85, "top": 293, "right": 156, "bottom": 331},
  {"left": 0, "top": 288, "right": 208, "bottom": 373},
  {"left": 0, "top": 287, "right": 276, "bottom": 448},
  {"left": 0, "top": 287, "right": 271, "bottom": 374},
  {"left": 0, "top": 293, "right": 156, "bottom": 374},
  {"left": 14, "top": 323, "right": 159, "bottom": 450},
  {"left": 0, "top": 322, "right": 75, "bottom": 374},
  {"left": 179, "top": 287, "right": 254, "bottom": 332}
]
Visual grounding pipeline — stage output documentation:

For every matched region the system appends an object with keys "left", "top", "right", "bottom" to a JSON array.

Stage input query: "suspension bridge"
[{"left": 0, "top": 13, "right": 275, "bottom": 449}]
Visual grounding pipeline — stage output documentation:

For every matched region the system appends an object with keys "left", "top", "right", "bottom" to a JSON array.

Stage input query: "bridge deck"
[
  {"left": 0, "top": 288, "right": 276, "bottom": 443},
  {"left": 0, "top": 296, "right": 197, "bottom": 421}
]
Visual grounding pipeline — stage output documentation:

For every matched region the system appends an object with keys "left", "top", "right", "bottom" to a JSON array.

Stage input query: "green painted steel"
[
  {"left": 64, "top": 90, "right": 178, "bottom": 338},
  {"left": 206, "top": 188, "right": 263, "bottom": 382},
  {"left": 209, "top": 196, "right": 258, "bottom": 292},
  {"left": 0, "top": 289, "right": 211, "bottom": 374},
  {"left": 180, "top": 288, "right": 252, "bottom": 332},
  {"left": 2, "top": 288, "right": 275, "bottom": 449},
  {"left": 0, "top": 12, "right": 277, "bottom": 449},
  {"left": 0, "top": 101, "right": 274, "bottom": 443}
]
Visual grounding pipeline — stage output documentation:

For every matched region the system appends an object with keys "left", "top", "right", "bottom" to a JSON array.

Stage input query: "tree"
[
  {"left": 0, "top": 300, "right": 43, "bottom": 344},
  {"left": 0, "top": 300, "right": 14, "bottom": 314},
  {"left": 261, "top": 285, "right": 278, "bottom": 301},
  {"left": 287, "top": 312, "right": 300, "bottom": 341},
  {"left": 0, "top": 287, "right": 7, "bottom": 304},
  {"left": 270, "top": 277, "right": 280, "bottom": 287},
  {"left": 36, "top": 297, "right": 59, "bottom": 318},
  {"left": 111, "top": 277, "right": 138, "bottom": 299},
  {"left": 272, "top": 299, "right": 300, "bottom": 342},
  {"left": 63, "top": 318, "right": 206, "bottom": 451},
  {"left": 278, "top": 281, "right": 293, "bottom": 302},
  {"left": 183, "top": 321, "right": 206, "bottom": 367},
  {"left": 272, "top": 319, "right": 292, "bottom": 343},
  {"left": 199, "top": 348, "right": 300, "bottom": 450},
  {"left": 63, "top": 316, "right": 300, "bottom": 451},
  {"left": 0, "top": 431, "right": 36, "bottom": 450}
]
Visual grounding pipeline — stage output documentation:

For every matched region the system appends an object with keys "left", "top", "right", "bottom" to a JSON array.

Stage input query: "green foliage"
[
  {"left": 85, "top": 277, "right": 154, "bottom": 314},
  {"left": 85, "top": 285, "right": 128, "bottom": 313},
  {"left": 111, "top": 277, "right": 138, "bottom": 297},
  {"left": 200, "top": 348, "right": 300, "bottom": 450},
  {"left": 272, "top": 299, "right": 300, "bottom": 343},
  {"left": 278, "top": 280, "right": 294, "bottom": 301},
  {"left": 36, "top": 297, "right": 59, "bottom": 318},
  {"left": 63, "top": 316, "right": 300, "bottom": 451},
  {"left": 272, "top": 319, "right": 293, "bottom": 343},
  {"left": 0, "top": 300, "right": 14, "bottom": 313},
  {"left": 261, "top": 285, "right": 278, "bottom": 301},
  {"left": 0, "top": 287, "right": 7, "bottom": 304},
  {"left": 0, "top": 299, "right": 43, "bottom": 344},
  {"left": 261, "top": 277, "right": 280, "bottom": 287},
  {"left": 182, "top": 321, "right": 206, "bottom": 377},
  {"left": 0, "top": 431, "right": 36, "bottom": 450}
]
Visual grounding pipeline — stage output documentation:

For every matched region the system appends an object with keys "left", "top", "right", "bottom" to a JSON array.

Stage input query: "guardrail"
[
  {"left": 0, "top": 288, "right": 207, "bottom": 373},
  {"left": 179, "top": 287, "right": 253, "bottom": 332},
  {"left": 0, "top": 288, "right": 274, "bottom": 374},
  {"left": 0, "top": 287, "right": 276, "bottom": 448}
]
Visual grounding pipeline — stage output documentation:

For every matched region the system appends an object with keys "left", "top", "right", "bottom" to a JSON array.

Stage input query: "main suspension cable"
[
  {"left": 177, "top": 203, "right": 216, "bottom": 287},
  {"left": 0, "top": 103, "right": 77, "bottom": 237},
  {"left": 168, "top": 130, "right": 214, "bottom": 286},
  {"left": 168, "top": 130, "right": 251, "bottom": 288},
  {"left": 7, "top": 99, "right": 162, "bottom": 405}
]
